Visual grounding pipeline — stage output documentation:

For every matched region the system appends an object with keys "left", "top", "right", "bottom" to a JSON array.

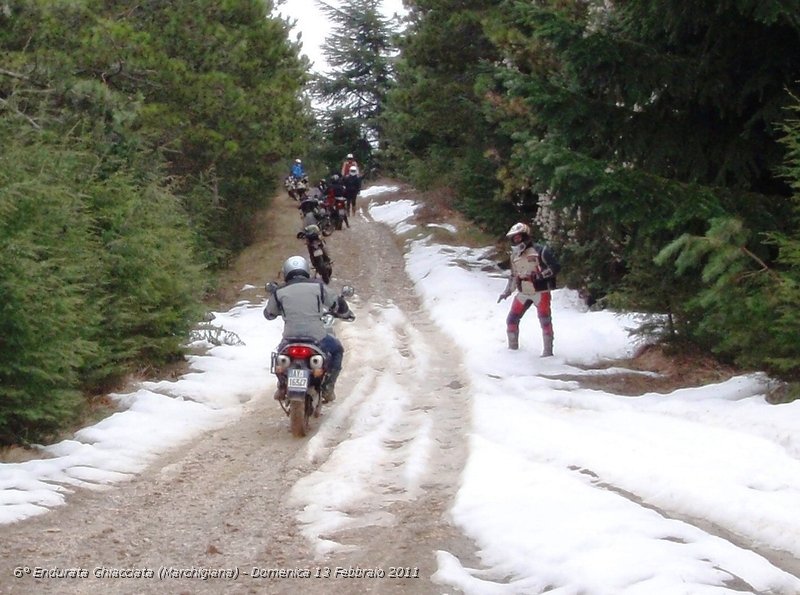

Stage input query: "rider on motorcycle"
[
  {"left": 290, "top": 158, "right": 306, "bottom": 180},
  {"left": 298, "top": 196, "right": 322, "bottom": 227},
  {"left": 264, "top": 256, "right": 354, "bottom": 402}
]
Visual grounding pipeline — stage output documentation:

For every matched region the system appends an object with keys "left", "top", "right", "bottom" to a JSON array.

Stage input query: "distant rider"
[
  {"left": 298, "top": 196, "right": 322, "bottom": 227},
  {"left": 328, "top": 173, "right": 346, "bottom": 199},
  {"left": 497, "top": 223, "right": 558, "bottom": 357},
  {"left": 342, "top": 166, "right": 362, "bottom": 217},
  {"left": 290, "top": 158, "right": 306, "bottom": 180},
  {"left": 340, "top": 153, "right": 359, "bottom": 177},
  {"left": 264, "top": 256, "right": 354, "bottom": 402}
]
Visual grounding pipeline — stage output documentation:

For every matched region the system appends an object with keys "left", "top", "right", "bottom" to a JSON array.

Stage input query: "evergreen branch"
[
  {"left": 739, "top": 245, "right": 782, "bottom": 282},
  {"left": 0, "top": 68, "right": 31, "bottom": 81},
  {"left": 0, "top": 97, "right": 41, "bottom": 129}
]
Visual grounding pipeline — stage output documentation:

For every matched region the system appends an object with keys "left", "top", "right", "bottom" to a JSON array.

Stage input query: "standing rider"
[
  {"left": 264, "top": 256, "right": 354, "bottom": 402},
  {"left": 340, "top": 153, "right": 359, "bottom": 177},
  {"left": 497, "top": 223, "right": 558, "bottom": 357},
  {"left": 342, "top": 166, "right": 362, "bottom": 217}
]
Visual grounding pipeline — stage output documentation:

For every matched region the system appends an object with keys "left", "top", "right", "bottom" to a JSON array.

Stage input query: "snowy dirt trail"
[{"left": 0, "top": 192, "right": 478, "bottom": 594}]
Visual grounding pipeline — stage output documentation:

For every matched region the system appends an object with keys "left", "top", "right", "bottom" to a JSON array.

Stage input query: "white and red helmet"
[
  {"left": 505, "top": 222, "right": 530, "bottom": 240},
  {"left": 506, "top": 222, "right": 531, "bottom": 256}
]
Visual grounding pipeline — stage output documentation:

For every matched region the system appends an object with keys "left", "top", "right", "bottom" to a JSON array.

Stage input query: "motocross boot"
[
  {"left": 507, "top": 331, "right": 519, "bottom": 350},
  {"left": 321, "top": 369, "right": 340, "bottom": 403},
  {"left": 541, "top": 334, "right": 554, "bottom": 357}
]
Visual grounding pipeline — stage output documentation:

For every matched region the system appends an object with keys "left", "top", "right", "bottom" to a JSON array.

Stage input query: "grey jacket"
[{"left": 264, "top": 278, "right": 341, "bottom": 341}]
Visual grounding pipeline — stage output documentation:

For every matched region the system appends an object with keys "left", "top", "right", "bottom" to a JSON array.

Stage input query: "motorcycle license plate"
[
  {"left": 313, "top": 249, "right": 324, "bottom": 257},
  {"left": 287, "top": 369, "right": 309, "bottom": 390}
]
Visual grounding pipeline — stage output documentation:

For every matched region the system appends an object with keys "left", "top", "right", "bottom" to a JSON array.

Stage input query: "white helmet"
[
  {"left": 346, "top": 153, "right": 354, "bottom": 159},
  {"left": 349, "top": 166, "right": 358, "bottom": 175},
  {"left": 282, "top": 255, "right": 310, "bottom": 280},
  {"left": 505, "top": 222, "right": 530, "bottom": 239},
  {"left": 295, "top": 158, "right": 302, "bottom": 163},
  {"left": 506, "top": 222, "right": 531, "bottom": 257}
]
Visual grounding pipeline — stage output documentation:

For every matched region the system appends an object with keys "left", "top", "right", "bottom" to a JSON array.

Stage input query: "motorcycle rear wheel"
[
  {"left": 312, "top": 256, "right": 332, "bottom": 284},
  {"left": 289, "top": 400, "right": 308, "bottom": 437}
]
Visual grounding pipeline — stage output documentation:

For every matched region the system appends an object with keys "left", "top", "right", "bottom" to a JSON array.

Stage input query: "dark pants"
[
  {"left": 345, "top": 194, "right": 357, "bottom": 214},
  {"left": 319, "top": 334, "right": 344, "bottom": 373}
]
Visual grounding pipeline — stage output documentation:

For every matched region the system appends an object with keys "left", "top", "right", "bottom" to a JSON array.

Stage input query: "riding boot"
[
  {"left": 321, "top": 369, "right": 340, "bottom": 403},
  {"left": 273, "top": 381, "right": 287, "bottom": 401},
  {"left": 507, "top": 331, "right": 519, "bottom": 350},
  {"left": 541, "top": 334, "right": 554, "bottom": 357}
]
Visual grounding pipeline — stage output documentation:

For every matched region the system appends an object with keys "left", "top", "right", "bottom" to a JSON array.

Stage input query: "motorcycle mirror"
[{"left": 340, "top": 285, "right": 355, "bottom": 298}]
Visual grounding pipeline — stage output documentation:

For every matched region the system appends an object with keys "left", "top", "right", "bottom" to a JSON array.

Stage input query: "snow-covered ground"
[{"left": 1, "top": 185, "right": 799, "bottom": 594}]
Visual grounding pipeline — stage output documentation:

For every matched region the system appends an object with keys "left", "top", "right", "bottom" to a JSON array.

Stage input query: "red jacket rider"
[
  {"left": 341, "top": 153, "right": 360, "bottom": 177},
  {"left": 497, "top": 222, "right": 557, "bottom": 357}
]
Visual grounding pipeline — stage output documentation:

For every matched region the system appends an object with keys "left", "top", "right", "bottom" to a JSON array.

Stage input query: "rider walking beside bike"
[{"left": 264, "top": 256, "right": 353, "bottom": 402}]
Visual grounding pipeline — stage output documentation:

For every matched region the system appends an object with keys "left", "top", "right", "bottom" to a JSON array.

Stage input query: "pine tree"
[
  {"left": 314, "top": 0, "right": 398, "bottom": 162},
  {"left": 486, "top": 0, "right": 800, "bottom": 347},
  {"left": 381, "top": 0, "right": 519, "bottom": 231}
]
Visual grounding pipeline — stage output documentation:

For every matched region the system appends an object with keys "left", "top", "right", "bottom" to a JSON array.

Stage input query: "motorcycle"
[
  {"left": 267, "top": 285, "right": 355, "bottom": 437},
  {"left": 297, "top": 224, "right": 333, "bottom": 284},
  {"left": 285, "top": 175, "right": 308, "bottom": 201},
  {"left": 298, "top": 197, "right": 334, "bottom": 237},
  {"left": 330, "top": 195, "right": 349, "bottom": 230}
]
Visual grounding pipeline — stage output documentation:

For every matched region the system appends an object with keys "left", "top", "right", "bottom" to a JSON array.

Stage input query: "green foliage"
[
  {"left": 0, "top": 0, "right": 307, "bottom": 444},
  {"left": 314, "top": 0, "right": 397, "bottom": 136},
  {"left": 84, "top": 0, "right": 313, "bottom": 258},
  {"left": 0, "top": 123, "right": 206, "bottom": 444},
  {"left": 309, "top": 108, "right": 369, "bottom": 177},
  {"left": 0, "top": 138, "right": 99, "bottom": 444},
  {"left": 383, "top": 0, "right": 800, "bottom": 379},
  {"left": 81, "top": 172, "right": 205, "bottom": 389},
  {"left": 381, "top": 0, "right": 513, "bottom": 232},
  {"left": 479, "top": 0, "right": 800, "bottom": 377},
  {"left": 312, "top": 0, "right": 400, "bottom": 173}
]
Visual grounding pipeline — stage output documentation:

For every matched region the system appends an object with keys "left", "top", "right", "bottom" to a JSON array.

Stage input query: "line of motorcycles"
[
  {"left": 296, "top": 180, "right": 351, "bottom": 285},
  {"left": 269, "top": 177, "right": 356, "bottom": 437}
]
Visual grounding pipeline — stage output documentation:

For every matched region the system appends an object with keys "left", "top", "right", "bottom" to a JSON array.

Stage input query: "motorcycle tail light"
[{"left": 286, "top": 345, "right": 315, "bottom": 359}]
